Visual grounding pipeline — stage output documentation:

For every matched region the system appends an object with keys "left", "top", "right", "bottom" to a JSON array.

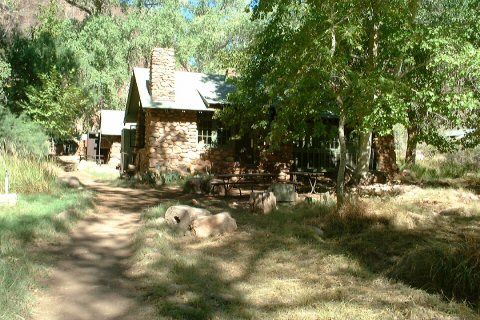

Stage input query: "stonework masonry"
[
  {"left": 135, "top": 109, "right": 235, "bottom": 174},
  {"left": 134, "top": 107, "right": 293, "bottom": 176},
  {"left": 150, "top": 48, "right": 176, "bottom": 102}
]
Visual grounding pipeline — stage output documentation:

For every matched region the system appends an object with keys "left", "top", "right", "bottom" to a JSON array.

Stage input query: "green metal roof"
[{"left": 124, "top": 68, "right": 235, "bottom": 123}]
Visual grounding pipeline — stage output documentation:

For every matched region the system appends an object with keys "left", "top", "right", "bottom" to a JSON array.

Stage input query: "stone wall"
[
  {"left": 134, "top": 108, "right": 294, "bottom": 176},
  {"left": 150, "top": 48, "right": 175, "bottom": 102},
  {"left": 143, "top": 109, "right": 197, "bottom": 173}
]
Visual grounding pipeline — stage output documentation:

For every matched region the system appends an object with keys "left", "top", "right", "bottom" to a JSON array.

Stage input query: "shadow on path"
[{"left": 33, "top": 172, "right": 184, "bottom": 320}]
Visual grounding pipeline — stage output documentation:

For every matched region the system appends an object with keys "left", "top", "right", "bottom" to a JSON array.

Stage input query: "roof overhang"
[{"left": 124, "top": 68, "right": 234, "bottom": 123}]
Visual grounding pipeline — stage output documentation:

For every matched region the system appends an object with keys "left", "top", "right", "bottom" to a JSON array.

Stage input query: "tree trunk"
[
  {"left": 352, "top": 131, "right": 372, "bottom": 184},
  {"left": 336, "top": 98, "right": 347, "bottom": 209},
  {"left": 405, "top": 126, "right": 417, "bottom": 165},
  {"left": 376, "top": 134, "right": 398, "bottom": 180}
]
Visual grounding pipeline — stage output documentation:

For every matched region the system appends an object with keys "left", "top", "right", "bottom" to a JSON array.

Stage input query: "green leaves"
[{"left": 21, "top": 67, "right": 90, "bottom": 140}]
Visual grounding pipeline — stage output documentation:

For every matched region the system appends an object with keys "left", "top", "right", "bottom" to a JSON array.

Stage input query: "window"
[
  {"left": 197, "top": 112, "right": 230, "bottom": 147},
  {"left": 130, "top": 124, "right": 145, "bottom": 148},
  {"left": 293, "top": 135, "right": 359, "bottom": 171},
  {"left": 198, "top": 113, "right": 213, "bottom": 145}
]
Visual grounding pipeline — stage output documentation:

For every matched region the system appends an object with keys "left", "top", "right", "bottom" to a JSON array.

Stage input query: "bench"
[{"left": 210, "top": 177, "right": 274, "bottom": 196}]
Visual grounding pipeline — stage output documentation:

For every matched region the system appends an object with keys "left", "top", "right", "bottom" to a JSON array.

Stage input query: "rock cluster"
[{"left": 164, "top": 205, "right": 237, "bottom": 238}]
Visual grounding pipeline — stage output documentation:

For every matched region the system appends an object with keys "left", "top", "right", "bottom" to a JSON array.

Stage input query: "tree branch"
[{"left": 63, "top": 0, "right": 93, "bottom": 16}]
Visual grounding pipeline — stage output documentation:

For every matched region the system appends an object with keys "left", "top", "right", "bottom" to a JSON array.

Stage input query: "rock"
[
  {"left": 312, "top": 226, "right": 325, "bottom": 238},
  {"left": 268, "top": 183, "right": 297, "bottom": 202},
  {"left": 249, "top": 191, "right": 277, "bottom": 214},
  {"left": 190, "top": 212, "right": 237, "bottom": 238},
  {"left": 59, "top": 176, "right": 81, "bottom": 188},
  {"left": 191, "top": 199, "right": 200, "bottom": 206},
  {"left": 438, "top": 207, "right": 465, "bottom": 217},
  {"left": 295, "top": 194, "right": 306, "bottom": 204},
  {"left": 164, "top": 205, "right": 211, "bottom": 230},
  {"left": 228, "top": 201, "right": 239, "bottom": 209}
]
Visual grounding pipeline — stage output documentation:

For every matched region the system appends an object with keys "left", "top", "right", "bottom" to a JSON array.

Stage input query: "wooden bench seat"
[{"left": 210, "top": 180, "right": 271, "bottom": 196}]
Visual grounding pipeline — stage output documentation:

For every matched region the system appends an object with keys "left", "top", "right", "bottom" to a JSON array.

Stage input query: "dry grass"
[{"left": 130, "top": 184, "right": 480, "bottom": 319}]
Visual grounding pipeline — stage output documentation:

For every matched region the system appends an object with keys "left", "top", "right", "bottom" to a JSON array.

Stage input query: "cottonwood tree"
[
  {"left": 221, "top": 0, "right": 480, "bottom": 207},
  {"left": 384, "top": 0, "right": 480, "bottom": 164}
]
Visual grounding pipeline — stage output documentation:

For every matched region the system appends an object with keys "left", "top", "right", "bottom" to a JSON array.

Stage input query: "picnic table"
[
  {"left": 288, "top": 171, "right": 328, "bottom": 194},
  {"left": 211, "top": 173, "right": 277, "bottom": 196}
]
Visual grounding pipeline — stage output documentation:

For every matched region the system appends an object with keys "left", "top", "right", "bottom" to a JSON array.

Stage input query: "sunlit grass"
[
  {"left": 0, "top": 153, "right": 59, "bottom": 194},
  {"left": 131, "top": 189, "right": 479, "bottom": 319}
]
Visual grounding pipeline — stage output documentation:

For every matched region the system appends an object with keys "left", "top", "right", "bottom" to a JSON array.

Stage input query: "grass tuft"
[
  {"left": 324, "top": 199, "right": 391, "bottom": 235},
  {"left": 391, "top": 234, "right": 480, "bottom": 308},
  {"left": 0, "top": 153, "right": 58, "bottom": 194}
]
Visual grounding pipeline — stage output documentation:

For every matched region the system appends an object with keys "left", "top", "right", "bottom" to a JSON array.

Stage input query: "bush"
[
  {"left": 183, "top": 174, "right": 212, "bottom": 194},
  {"left": 0, "top": 108, "right": 50, "bottom": 158},
  {"left": 402, "top": 145, "right": 480, "bottom": 182}
]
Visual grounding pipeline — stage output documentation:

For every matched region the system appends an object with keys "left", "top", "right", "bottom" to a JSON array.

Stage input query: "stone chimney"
[{"left": 150, "top": 48, "right": 176, "bottom": 102}]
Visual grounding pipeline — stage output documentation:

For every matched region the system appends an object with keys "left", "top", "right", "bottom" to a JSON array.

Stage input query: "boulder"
[
  {"left": 190, "top": 212, "right": 237, "bottom": 238},
  {"left": 268, "top": 183, "right": 297, "bottom": 202},
  {"left": 164, "top": 205, "right": 211, "bottom": 231},
  {"left": 58, "top": 176, "right": 81, "bottom": 188},
  {"left": 249, "top": 191, "right": 277, "bottom": 214},
  {"left": 438, "top": 207, "right": 465, "bottom": 217}
]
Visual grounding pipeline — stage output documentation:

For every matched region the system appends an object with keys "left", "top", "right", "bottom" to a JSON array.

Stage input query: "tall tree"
[
  {"left": 221, "top": 0, "right": 480, "bottom": 207},
  {"left": 21, "top": 67, "right": 90, "bottom": 139}
]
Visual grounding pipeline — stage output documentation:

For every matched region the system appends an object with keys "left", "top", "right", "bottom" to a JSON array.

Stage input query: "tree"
[
  {"left": 21, "top": 67, "right": 90, "bottom": 139},
  {"left": 220, "top": 0, "right": 480, "bottom": 207},
  {"left": 0, "top": 57, "right": 10, "bottom": 106},
  {"left": 63, "top": 0, "right": 122, "bottom": 16},
  {"left": 390, "top": 0, "right": 480, "bottom": 164},
  {"left": 221, "top": 1, "right": 369, "bottom": 207}
]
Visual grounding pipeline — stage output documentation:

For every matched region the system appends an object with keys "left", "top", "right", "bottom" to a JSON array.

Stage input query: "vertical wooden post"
[{"left": 5, "top": 170, "right": 9, "bottom": 194}]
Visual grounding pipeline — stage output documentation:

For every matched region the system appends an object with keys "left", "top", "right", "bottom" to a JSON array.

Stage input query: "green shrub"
[
  {"left": 159, "top": 170, "right": 182, "bottom": 185},
  {"left": 402, "top": 146, "right": 480, "bottom": 182},
  {"left": 183, "top": 174, "right": 212, "bottom": 194},
  {"left": 0, "top": 108, "right": 50, "bottom": 158}
]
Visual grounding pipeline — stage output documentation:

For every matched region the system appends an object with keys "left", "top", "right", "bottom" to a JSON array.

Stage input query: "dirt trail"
[{"left": 32, "top": 171, "right": 170, "bottom": 320}]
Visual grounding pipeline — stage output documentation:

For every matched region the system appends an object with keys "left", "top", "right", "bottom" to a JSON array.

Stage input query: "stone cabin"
[
  {"left": 124, "top": 48, "right": 368, "bottom": 176},
  {"left": 124, "top": 48, "right": 255, "bottom": 175}
]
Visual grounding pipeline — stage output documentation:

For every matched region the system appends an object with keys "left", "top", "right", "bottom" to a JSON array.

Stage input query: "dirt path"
[{"left": 32, "top": 171, "right": 173, "bottom": 320}]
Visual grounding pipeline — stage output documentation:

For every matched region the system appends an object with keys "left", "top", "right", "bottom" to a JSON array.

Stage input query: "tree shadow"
[{"left": 130, "top": 196, "right": 480, "bottom": 318}]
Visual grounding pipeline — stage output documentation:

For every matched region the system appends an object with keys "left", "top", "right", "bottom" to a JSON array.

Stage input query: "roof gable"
[{"left": 124, "top": 68, "right": 234, "bottom": 123}]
